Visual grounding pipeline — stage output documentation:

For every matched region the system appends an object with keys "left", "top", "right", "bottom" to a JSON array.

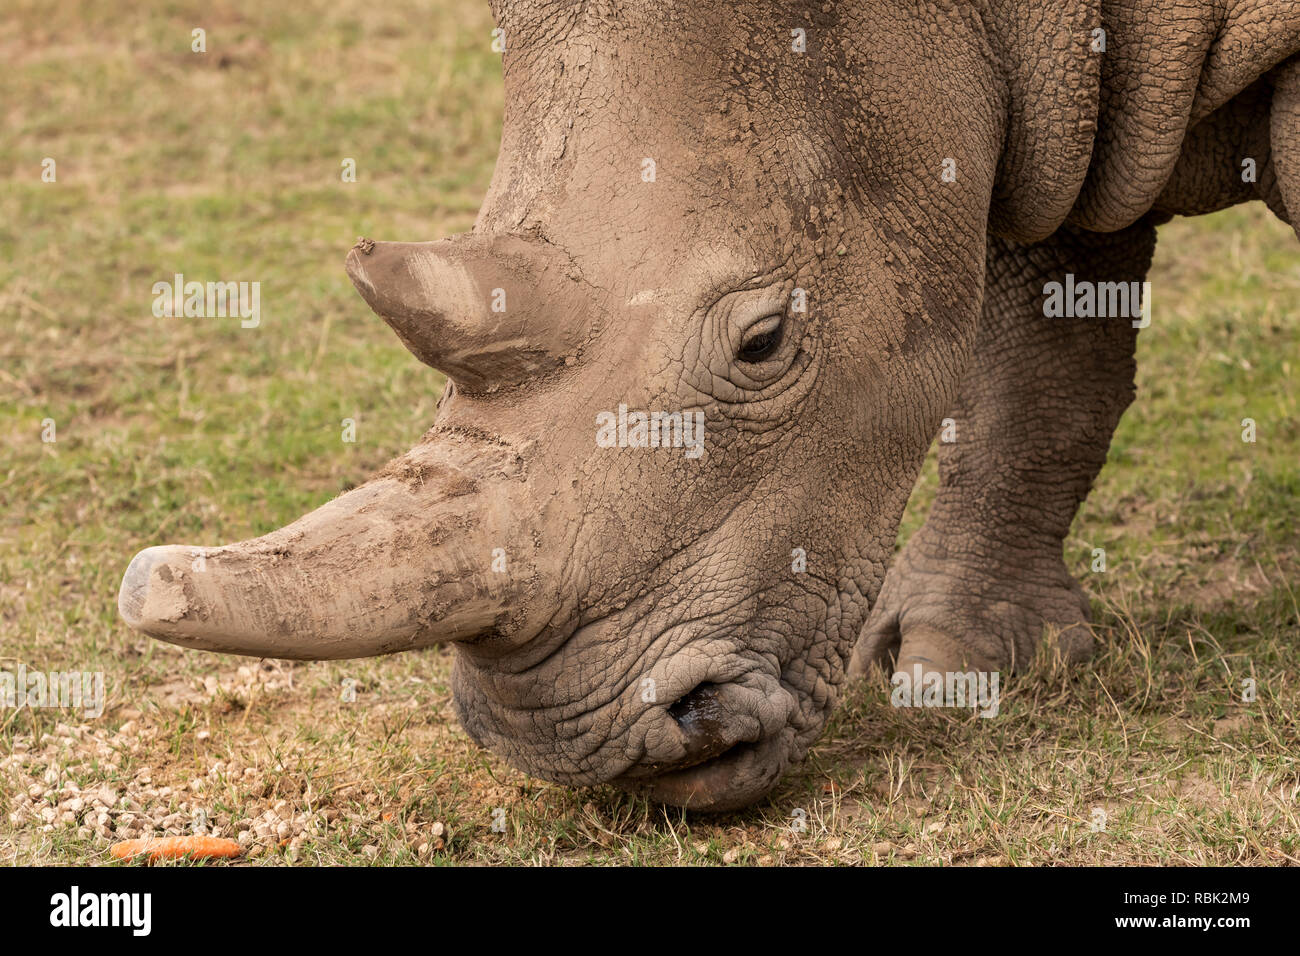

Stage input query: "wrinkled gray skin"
[{"left": 119, "top": 0, "right": 1300, "bottom": 811}]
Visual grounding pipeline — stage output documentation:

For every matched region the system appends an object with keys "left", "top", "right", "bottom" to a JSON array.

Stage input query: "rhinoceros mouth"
[
  {"left": 599, "top": 666, "right": 801, "bottom": 809},
  {"left": 611, "top": 729, "right": 791, "bottom": 812},
  {"left": 661, "top": 738, "right": 763, "bottom": 777}
]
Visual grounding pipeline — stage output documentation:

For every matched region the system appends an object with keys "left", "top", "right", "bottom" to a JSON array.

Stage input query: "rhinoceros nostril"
[{"left": 668, "top": 683, "right": 737, "bottom": 766}]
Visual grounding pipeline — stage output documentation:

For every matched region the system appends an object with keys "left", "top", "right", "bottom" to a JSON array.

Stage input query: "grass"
[{"left": 1, "top": 0, "right": 1297, "bottom": 866}]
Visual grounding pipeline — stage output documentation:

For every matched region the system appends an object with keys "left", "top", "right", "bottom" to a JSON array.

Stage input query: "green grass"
[{"left": 2, "top": 0, "right": 1297, "bottom": 866}]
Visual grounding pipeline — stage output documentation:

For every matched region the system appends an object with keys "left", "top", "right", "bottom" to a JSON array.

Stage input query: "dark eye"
[{"left": 737, "top": 313, "right": 784, "bottom": 363}]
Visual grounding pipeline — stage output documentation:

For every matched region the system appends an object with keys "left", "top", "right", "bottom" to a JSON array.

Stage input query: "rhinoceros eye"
[{"left": 737, "top": 312, "right": 784, "bottom": 363}]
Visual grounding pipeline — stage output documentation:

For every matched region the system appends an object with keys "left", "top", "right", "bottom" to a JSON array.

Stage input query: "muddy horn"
[
  {"left": 118, "top": 436, "right": 532, "bottom": 659},
  {"left": 345, "top": 233, "right": 591, "bottom": 391}
]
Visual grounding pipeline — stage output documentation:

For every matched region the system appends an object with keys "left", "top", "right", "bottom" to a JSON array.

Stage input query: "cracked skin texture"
[{"left": 117, "top": 1, "right": 1300, "bottom": 811}]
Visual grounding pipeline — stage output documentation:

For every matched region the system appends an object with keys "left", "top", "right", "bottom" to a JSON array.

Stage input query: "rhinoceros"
[{"left": 118, "top": 0, "right": 1300, "bottom": 810}]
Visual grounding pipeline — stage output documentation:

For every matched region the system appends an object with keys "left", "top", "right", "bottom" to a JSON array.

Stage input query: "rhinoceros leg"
[{"left": 850, "top": 217, "right": 1159, "bottom": 679}]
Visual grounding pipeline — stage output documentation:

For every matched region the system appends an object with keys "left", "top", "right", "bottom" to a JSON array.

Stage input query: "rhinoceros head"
[{"left": 119, "top": 1, "right": 1032, "bottom": 809}]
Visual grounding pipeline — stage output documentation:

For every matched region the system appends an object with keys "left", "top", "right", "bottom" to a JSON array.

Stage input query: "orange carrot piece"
[{"left": 110, "top": 836, "right": 243, "bottom": 862}]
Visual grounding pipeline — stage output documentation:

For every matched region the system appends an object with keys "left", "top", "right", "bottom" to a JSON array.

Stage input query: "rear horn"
[{"left": 345, "top": 233, "right": 592, "bottom": 391}]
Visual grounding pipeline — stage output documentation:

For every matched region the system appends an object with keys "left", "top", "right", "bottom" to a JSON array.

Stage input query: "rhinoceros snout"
[
  {"left": 613, "top": 673, "right": 800, "bottom": 812},
  {"left": 668, "top": 683, "right": 746, "bottom": 767}
]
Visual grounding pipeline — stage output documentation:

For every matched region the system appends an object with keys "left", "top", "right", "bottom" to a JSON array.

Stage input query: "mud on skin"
[{"left": 120, "top": 1, "right": 1300, "bottom": 811}]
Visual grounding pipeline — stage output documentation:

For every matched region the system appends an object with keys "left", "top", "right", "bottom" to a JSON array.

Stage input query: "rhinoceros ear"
[
  {"left": 345, "top": 233, "right": 592, "bottom": 392},
  {"left": 984, "top": 7, "right": 1101, "bottom": 243}
]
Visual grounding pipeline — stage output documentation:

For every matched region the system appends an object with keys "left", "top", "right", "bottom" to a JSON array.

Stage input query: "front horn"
[{"left": 118, "top": 434, "right": 533, "bottom": 659}]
